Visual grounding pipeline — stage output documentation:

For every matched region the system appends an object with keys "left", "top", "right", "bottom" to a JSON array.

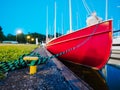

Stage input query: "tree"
[
  {"left": 0, "top": 26, "right": 6, "bottom": 42},
  {"left": 17, "top": 33, "right": 26, "bottom": 43},
  {"left": 28, "top": 32, "right": 46, "bottom": 44},
  {"left": 6, "top": 34, "right": 16, "bottom": 41}
]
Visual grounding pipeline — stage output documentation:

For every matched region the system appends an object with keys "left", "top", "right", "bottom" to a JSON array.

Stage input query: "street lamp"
[
  {"left": 31, "top": 38, "right": 34, "bottom": 41},
  {"left": 27, "top": 35, "right": 31, "bottom": 43},
  {"left": 27, "top": 35, "right": 30, "bottom": 39},
  {"left": 16, "top": 29, "right": 22, "bottom": 42},
  {"left": 31, "top": 38, "right": 35, "bottom": 44}
]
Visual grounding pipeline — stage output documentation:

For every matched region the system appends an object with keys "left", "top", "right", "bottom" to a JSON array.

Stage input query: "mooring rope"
[
  {"left": 0, "top": 24, "right": 99, "bottom": 74},
  {"left": 0, "top": 53, "right": 49, "bottom": 73}
]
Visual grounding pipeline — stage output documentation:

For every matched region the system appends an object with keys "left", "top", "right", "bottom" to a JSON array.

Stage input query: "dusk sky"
[{"left": 0, "top": 0, "right": 120, "bottom": 36}]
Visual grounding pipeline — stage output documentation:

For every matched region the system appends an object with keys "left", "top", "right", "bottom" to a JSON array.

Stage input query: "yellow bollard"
[
  {"left": 23, "top": 56, "right": 38, "bottom": 75},
  {"left": 23, "top": 56, "right": 38, "bottom": 61},
  {"left": 30, "top": 65, "right": 37, "bottom": 75}
]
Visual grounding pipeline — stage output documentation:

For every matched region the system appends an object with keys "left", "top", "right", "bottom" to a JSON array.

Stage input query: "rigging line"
[
  {"left": 82, "top": 0, "right": 90, "bottom": 15},
  {"left": 82, "top": 0, "right": 92, "bottom": 15},
  {"left": 83, "top": 0, "right": 92, "bottom": 14}
]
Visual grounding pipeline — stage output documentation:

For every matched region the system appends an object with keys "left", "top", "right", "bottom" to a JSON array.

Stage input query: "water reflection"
[
  {"left": 62, "top": 61, "right": 120, "bottom": 90},
  {"left": 105, "top": 64, "right": 120, "bottom": 90},
  {"left": 62, "top": 61, "right": 108, "bottom": 90}
]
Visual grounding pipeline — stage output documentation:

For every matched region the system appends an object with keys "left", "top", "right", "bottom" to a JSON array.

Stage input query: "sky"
[{"left": 0, "top": 0, "right": 120, "bottom": 36}]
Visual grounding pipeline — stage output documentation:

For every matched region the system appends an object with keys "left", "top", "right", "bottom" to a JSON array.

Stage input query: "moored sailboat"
[
  {"left": 46, "top": 20, "right": 112, "bottom": 70},
  {"left": 46, "top": 0, "right": 113, "bottom": 70}
]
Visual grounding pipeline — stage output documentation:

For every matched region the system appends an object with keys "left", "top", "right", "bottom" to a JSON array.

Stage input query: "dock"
[
  {"left": 0, "top": 47, "right": 92, "bottom": 90},
  {"left": 108, "top": 39, "right": 120, "bottom": 65},
  {"left": 1, "top": 39, "right": 120, "bottom": 90}
]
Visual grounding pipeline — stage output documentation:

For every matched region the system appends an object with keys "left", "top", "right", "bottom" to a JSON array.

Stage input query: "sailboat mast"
[
  {"left": 46, "top": 6, "right": 48, "bottom": 43},
  {"left": 76, "top": 12, "right": 78, "bottom": 29},
  {"left": 105, "top": 0, "right": 108, "bottom": 20},
  {"left": 61, "top": 13, "right": 64, "bottom": 35},
  {"left": 54, "top": 2, "right": 56, "bottom": 38},
  {"left": 69, "top": 0, "right": 72, "bottom": 32}
]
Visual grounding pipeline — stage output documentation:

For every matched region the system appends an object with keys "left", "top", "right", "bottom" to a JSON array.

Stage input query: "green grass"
[
  {"left": 0, "top": 44, "right": 38, "bottom": 62},
  {"left": 0, "top": 44, "right": 39, "bottom": 79}
]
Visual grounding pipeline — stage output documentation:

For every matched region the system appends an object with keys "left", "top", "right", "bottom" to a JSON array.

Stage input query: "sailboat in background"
[{"left": 46, "top": 0, "right": 113, "bottom": 70}]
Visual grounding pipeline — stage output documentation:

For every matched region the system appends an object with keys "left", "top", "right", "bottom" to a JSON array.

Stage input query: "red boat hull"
[{"left": 46, "top": 20, "right": 112, "bottom": 70}]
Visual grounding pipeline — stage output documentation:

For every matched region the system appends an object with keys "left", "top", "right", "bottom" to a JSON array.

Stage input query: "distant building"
[{"left": 2, "top": 41, "right": 18, "bottom": 44}]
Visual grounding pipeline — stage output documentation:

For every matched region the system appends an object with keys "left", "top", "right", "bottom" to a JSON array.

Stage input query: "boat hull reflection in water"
[{"left": 62, "top": 60, "right": 120, "bottom": 90}]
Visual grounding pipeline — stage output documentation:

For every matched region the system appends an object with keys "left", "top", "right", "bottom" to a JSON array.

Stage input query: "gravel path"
[{"left": 0, "top": 47, "right": 73, "bottom": 90}]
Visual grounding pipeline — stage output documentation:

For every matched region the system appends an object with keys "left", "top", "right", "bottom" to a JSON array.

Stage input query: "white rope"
[{"left": 82, "top": 0, "right": 92, "bottom": 15}]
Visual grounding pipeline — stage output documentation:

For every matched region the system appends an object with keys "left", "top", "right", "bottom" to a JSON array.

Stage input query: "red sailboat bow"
[{"left": 46, "top": 20, "right": 112, "bottom": 70}]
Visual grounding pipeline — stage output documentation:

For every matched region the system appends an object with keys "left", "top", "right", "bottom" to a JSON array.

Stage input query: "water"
[
  {"left": 62, "top": 61, "right": 120, "bottom": 90},
  {"left": 105, "top": 64, "right": 120, "bottom": 90}
]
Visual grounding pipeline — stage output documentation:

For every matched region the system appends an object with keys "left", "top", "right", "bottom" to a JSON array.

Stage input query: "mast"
[
  {"left": 61, "top": 13, "right": 64, "bottom": 35},
  {"left": 54, "top": 2, "right": 56, "bottom": 38},
  {"left": 46, "top": 6, "right": 49, "bottom": 43},
  {"left": 117, "top": 6, "right": 120, "bottom": 30},
  {"left": 118, "top": 20, "right": 120, "bottom": 37},
  {"left": 105, "top": 0, "right": 108, "bottom": 20},
  {"left": 69, "top": 0, "right": 72, "bottom": 32},
  {"left": 105, "top": 0, "right": 108, "bottom": 80},
  {"left": 76, "top": 12, "right": 78, "bottom": 29}
]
